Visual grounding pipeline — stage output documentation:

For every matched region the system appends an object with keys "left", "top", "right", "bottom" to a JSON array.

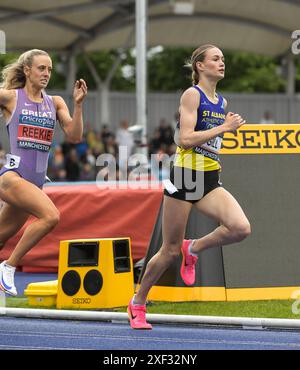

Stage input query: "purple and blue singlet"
[{"left": 0, "top": 88, "right": 57, "bottom": 188}]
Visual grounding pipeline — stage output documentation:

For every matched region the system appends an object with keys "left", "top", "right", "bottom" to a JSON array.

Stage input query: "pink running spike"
[
  {"left": 180, "top": 239, "right": 198, "bottom": 286},
  {"left": 127, "top": 298, "right": 152, "bottom": 330}
]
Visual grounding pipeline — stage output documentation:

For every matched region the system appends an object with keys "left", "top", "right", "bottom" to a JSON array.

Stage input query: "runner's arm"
[{"left": 179, "top": 88, "right": 228, "bottom": 149}]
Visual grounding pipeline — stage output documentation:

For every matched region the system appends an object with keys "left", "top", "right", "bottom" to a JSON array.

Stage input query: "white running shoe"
[{"left": 0, "top": 261, "right": 17, "bottom": 296}]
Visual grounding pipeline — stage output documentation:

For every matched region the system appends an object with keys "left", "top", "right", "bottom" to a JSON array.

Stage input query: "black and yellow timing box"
[{"left": 56, "top": 238, "right": 134, "bottom": 309}]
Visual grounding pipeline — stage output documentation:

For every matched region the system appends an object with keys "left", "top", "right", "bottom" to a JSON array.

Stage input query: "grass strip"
[{"left": 4, "top": 297, "right": 300, "bottom": 320}]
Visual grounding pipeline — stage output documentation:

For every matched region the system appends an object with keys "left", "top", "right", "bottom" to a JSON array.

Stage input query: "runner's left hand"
[{"left": 73, "top": 79, "right": 88, "bottom": 104}]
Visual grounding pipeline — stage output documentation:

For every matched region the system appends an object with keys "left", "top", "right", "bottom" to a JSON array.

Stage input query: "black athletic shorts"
[{"left": 163, "top": 166, "right": 222, "bottom": 204}]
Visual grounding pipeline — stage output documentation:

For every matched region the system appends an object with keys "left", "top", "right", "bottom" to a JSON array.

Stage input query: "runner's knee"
[
  {"left": 160, "top": 243, "right": 181, "bottom": 262},
  {"left": 43, "top": 209, "right": 60, "bottom": 230},
  {"left": 230, "top": 221, "right": 251, "bottom": 242}
]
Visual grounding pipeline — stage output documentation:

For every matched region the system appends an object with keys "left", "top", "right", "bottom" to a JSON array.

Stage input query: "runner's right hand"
[{"left": 223, "top": 112, "right": 246, "bottom": 132}]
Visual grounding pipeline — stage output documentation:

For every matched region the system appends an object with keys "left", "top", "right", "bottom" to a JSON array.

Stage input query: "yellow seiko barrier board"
[{"left": 221, "top": 124, "right": 300, "bottom": 154}]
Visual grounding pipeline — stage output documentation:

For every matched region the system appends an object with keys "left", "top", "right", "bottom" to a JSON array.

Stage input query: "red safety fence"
[{"left": 0, "top": 183, "right": 163, "bottom": 272}]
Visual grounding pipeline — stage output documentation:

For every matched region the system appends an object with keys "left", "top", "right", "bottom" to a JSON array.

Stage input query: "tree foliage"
[
  {"left": 147, "top": 47, "right": 192, "bottom": 92},
  {"left": 0, "top": 47, "right": 294, "bottom": 93},
  {"left": 218, "top": 51, "right": 286, "bottom": 93},
  {"left": 147, "top": 48, "right": 286, "bottom": 93}
]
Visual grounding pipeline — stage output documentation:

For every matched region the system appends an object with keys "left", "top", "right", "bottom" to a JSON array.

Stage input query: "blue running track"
[{"left": 0, "top": 316, "right": 300, "bottom": 350}]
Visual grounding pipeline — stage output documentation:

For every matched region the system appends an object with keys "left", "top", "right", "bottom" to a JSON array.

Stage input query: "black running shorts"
[{"left": 163, "top": 166, "right": 222, "bottom": 204}]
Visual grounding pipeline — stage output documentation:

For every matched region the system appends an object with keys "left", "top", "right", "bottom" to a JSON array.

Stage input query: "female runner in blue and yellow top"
[
  {"left": 127, "top": 44, "right": 251, "bottom": 330},
  {"left": 169, "top": 83, "right": 226, "bottom": 203}
]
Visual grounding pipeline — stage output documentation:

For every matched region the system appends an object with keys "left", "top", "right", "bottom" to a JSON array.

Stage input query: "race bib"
[
  {"left": 4, "top": 154, "right": 20, "bottom": 169},
  {"left": 201, "top": 136, "right": 222, "bottom": 154}
]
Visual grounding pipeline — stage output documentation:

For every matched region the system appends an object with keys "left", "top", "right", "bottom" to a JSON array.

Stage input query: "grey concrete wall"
[
  {"left": 220, "top": 154, "right": 300, "bottom": 288},
  {"left": 141, "top": 154, "right": 300, "bottom": 289}
]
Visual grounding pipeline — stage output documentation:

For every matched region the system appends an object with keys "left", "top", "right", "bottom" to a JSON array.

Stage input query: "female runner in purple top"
[{"left": 0, "top": 49, "right": 87, "bottom": 295}]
